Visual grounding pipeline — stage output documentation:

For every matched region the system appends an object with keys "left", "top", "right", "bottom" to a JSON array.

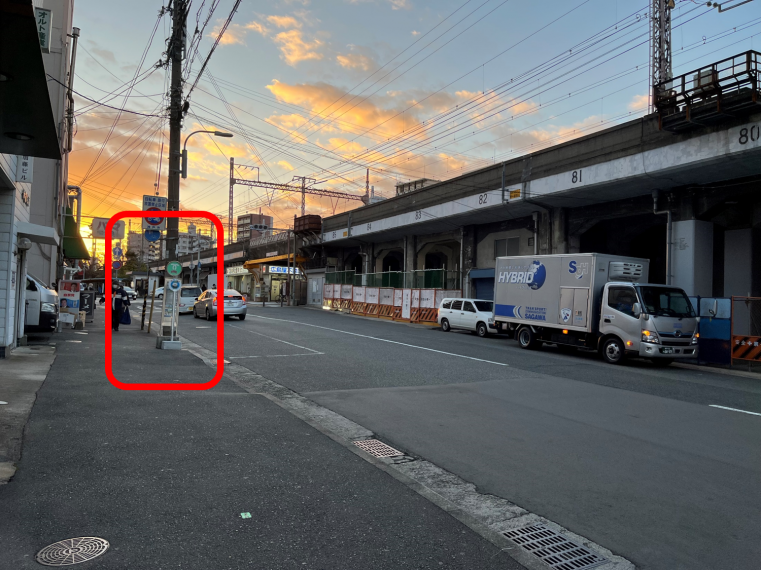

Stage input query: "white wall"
[{"left": 671, "top": 220, "right": 713, "bottom": 297}]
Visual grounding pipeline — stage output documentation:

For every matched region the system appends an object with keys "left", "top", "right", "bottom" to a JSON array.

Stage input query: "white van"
[
  {"left": 438, "top": 298, "right": 498, "bottom": 337},
  {"left": 25, "top": 274, "right": 59, "bottom": 332}
]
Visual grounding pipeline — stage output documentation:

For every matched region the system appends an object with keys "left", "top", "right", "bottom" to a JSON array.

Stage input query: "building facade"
[{"left": 236, "top": 212, "right": 273, "bottom": 242}]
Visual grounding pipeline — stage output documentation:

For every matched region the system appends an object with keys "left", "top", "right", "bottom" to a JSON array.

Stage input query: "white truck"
[{"left": 493, "top": 253, "right": 699, "bottom": 365}]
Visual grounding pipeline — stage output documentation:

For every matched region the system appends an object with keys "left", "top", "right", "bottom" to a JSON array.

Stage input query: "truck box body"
[{"left": 494, "top": 254, "right": 649, "bottom": 333}]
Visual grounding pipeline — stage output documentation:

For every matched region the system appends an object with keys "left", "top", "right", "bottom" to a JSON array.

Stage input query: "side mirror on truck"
[
  {"left": 632, "top": 302, "right": 642, "bottom": 318},
  {"left": 708, "top": 299, "right": 718, "bottom": 317}
]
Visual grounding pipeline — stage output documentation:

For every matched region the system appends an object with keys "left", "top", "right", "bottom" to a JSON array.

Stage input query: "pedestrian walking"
[
  {"left": 112, "top": 282, "right": 130, "bottom": 332},
  {"left": 201, "top": 283, "right": 207, "bottom": 292}
]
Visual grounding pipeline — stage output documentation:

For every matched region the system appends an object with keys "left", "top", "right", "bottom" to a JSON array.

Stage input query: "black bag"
[{"left": 120, "top": 309, "right": 131, "bottom": 325}]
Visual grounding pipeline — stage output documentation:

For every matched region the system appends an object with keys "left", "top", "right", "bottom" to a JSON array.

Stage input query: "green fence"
[{"left": 326, "top": 269, "right": 460, "bottom": 289}]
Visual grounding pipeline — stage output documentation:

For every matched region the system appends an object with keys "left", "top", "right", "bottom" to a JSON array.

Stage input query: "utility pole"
[
  {"left": 651, "top": 0, "right": 673, "bottom": 112},
  {"left": 229, "top": 157, "right": 234, "bottom": 244},
  {"left": 166, "top": 0, "right": 188, "bottom": 262}
]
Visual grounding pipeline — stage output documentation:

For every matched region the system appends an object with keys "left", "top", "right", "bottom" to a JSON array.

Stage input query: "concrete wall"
[
  {"left": 475, "top": 228, "right": 534, "bottom": 269},
  {"left": 671, "top": 220, "right": 713, "bottom": 297}
]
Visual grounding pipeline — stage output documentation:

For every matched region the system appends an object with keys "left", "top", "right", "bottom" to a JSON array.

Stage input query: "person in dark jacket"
[{"left": 112, "top": 282, "right": 130, "bottom": 331}]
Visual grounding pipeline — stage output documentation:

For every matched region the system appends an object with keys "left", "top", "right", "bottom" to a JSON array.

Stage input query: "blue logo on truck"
[{"left": 497, "top": 260, "right": 546, "bottom": 290}]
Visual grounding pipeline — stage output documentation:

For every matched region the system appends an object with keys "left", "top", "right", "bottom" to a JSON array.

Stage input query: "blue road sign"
[
  {"left": 112, "top": 261, "right": 122, "bottom": 270},
  {"left": 113, "top": 247, "right": 123, "bottom": 258},
  {"left": 144, "top": 230, "right": 160, "bottom": 242}
]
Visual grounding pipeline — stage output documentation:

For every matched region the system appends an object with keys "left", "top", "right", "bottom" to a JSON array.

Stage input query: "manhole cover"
[
  {"left": 502, "top": 524, "right": 606, "bottom": 570},
  {"left": 353, "top": 439, "right": 403, "bottom": 458},
  {"left": 35, "top": 537, "right": 109, "bottom": 566}
]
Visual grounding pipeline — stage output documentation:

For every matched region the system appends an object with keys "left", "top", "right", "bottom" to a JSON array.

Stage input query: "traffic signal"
[{"left": 250, "top": 224, "right": 269, "bottom": 231}]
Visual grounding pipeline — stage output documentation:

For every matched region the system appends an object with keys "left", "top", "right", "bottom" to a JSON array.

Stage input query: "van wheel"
[
  {"left": 193, "top": 308, "right": 199, "bottom": 319},
  {"left": 441, "top": 319, "right": 451, "bottom": 332},
  {"left": 601, "top": 337, "right": 626, "bottom": 364},
  {"left": 517, "top": 327, "right": 539, "bottom": 350},
  {"left": 206, "top": 309, "right": 212, "bottom": 321},
  {"left": 238, "top": 314, "right": 246, "bottom": 321},
  {"left": 476, "top": 322, "right": 488, "bottom": 337}
]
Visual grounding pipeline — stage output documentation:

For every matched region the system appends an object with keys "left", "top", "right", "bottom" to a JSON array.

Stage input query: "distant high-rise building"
[{"left": 237, "top": 212, "right": 274, "bottom": 242}]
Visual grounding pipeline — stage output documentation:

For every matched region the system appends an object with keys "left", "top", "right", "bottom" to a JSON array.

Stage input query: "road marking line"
[
  {"left": 709, "top": 405, "right": 761, "bottom": 416},
  {"left": 248, "top": 315, "right": 509, "bottom": 367},
  {"left": 229, "top": 325, "right": 322, "bottom": 353},
  {"left": 228, "top": 353, "right": 324, "bottom": 359}
]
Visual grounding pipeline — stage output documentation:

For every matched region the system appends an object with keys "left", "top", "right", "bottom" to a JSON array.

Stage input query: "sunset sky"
[{"left": 69, "top": 0, "right": 759, "bottom": 253}]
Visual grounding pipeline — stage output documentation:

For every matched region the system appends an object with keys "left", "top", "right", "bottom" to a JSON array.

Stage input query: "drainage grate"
[
  {"left": 36, "top": 537, "right": 110, "bottom": 566},
  {"left": 353, "top": 439, "right": 403, "bottom": 458},
  {"left": 502, "top": 524, "right": 607, "bottom": 570}
]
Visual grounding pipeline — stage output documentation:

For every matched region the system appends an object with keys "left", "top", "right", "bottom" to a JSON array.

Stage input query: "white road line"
[
  {"left": 248, "top": 315, "right": 509, "bottom": 367},
  {"left": 229, "top": 325, "right": 322, "bottom": 353},
  {"left": 228, "top": 353, "right": 324, "bottom": 359},
  {"left": 709, "top": 405, "right": 761, "bottom": 416}
]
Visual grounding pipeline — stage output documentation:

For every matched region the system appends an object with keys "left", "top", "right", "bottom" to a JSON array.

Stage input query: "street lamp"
[{"left": 181, "top": 130, "right": 233, "bottom": 178}]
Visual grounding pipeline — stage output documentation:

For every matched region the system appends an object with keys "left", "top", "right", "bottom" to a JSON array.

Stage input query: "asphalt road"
[
  {"left": 173, "top": 302, "right": 761, "bottom": 570},
  {"left": 0, "top": 309, "right": 521, "bottom": 570}
]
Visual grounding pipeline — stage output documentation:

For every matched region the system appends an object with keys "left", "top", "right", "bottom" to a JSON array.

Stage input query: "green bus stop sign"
[{"left": 166, "top": 261, "right": 182, "bottom": 277}]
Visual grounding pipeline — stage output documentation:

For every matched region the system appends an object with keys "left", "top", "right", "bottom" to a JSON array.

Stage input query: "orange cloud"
[
  {"left": 276, "top": 160, "right": 295, "bottom": 171},
  {"left": 628, "top": 93, "right": 649, "bottom": 111},
  {"left": 266, "top": 15, "right": 302, "bottom": 28},
  {"left": 273, "top": 29, "right": 324, "bottom": 65},
  {"left": 337, "top": 52, "right": 375, "bottom": 71}
]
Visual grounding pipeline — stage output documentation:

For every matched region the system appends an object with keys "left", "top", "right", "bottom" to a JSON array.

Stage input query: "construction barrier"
[
  {"left": 322, "top": 283, "right": 337, "bottom": 310},
  {"left": 392, "top": 289, "right": 403, "bottom": 320},
  {"left": 365, "top": 287, "right": 380, "bottom": 317},
  {"left": 417, "top": 288, "right": 438, "bottom": 323},
  {"left": 352, "top": 286, "right": 367, "bottom": 314},
  {"left": 339, "top": 284, "right": 353, "bottom": 310},
  {"left": 379, "top": 288, "right": 394, "bottom": 318}
]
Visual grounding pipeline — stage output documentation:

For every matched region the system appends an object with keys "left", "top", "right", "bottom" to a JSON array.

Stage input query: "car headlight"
[
  {"left": 692, "top": 332, "right": 699, "bottom": 345},
  {"left": 41, "top": 303, "right": 56, "bottom": 313},
  {"left": 641, "top": 330, "right": 659, "bottom": 343}
]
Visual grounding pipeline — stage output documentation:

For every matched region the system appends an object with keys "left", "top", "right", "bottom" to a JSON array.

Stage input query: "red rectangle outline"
[{"left": 105, "top": 211, "right": 225, "bottom": 390}]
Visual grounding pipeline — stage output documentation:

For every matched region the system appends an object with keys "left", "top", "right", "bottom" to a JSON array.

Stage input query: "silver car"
[
  {"left": 178, "top": 285, "right": 202, "bottom": 314},
  {"left": 193, "top": 289, "right": 247, "bottom": 321}
]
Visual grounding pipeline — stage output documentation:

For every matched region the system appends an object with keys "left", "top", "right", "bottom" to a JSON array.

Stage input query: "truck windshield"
[{"left": 637, "top": 287, "right": 696, "bottom": 318}]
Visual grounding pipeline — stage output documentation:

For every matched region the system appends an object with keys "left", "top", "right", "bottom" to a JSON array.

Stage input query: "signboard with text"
[
  {"left": 142, "top": 195, "right": 168, "bottom": 230},
  {"left": 92, "top": 218, "right": 125, "bottom": 239}
]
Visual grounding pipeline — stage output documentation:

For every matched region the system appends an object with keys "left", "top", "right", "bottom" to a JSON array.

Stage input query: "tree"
[{"left": 118, "top": 250, "right": 147, "bottom": 279}]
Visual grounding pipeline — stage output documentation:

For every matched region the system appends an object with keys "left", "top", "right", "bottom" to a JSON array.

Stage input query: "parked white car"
[
  {"left": 154, "top": 287, "right": 164, "bottom": 299},
  {"left": 123, "top": 286, "right": 138, "bottom": 300},
  {"left": 438, "top": 298, "right": 498, "bottom": 337}
]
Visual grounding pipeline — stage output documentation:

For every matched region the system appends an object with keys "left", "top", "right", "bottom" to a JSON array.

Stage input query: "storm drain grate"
[
  {"left": 503, "top": 524, "right": 607, "bottom": 570},
  {"left": 36, "top": 537, "right": 110, "bottom": 566},
  {"left": 353, "top": 439, "right": 403, "bottom": 458}
]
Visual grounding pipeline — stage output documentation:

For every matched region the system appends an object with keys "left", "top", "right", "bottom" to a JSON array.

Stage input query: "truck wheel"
[
  {"left": 601, "top": 337, "right": 626, "bottom": 364},
  {"left": 441, "top": 318, "right": 451, "bottom": 332},
  {"left": 517, "top": 327, "right": 538, "bottom": 350},
  {"left": 476, "top": 322, "right": 488, "bottom": 338}
]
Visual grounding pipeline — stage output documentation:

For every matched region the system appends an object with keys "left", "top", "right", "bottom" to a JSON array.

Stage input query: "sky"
[{"left": 68, "top": 0, "right": 760, "bottom": 255}]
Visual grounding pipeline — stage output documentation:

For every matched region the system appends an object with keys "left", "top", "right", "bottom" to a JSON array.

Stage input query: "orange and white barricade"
[
  {"left": 365, "top": 287, "right": 380, "bottom": 317},
  {"left": 351, "top": 286, "right": 366, "bottom": 314},
  {"left": 410, "top": 289, "right": 421, "bottom": 322},
  {"left": 392, "top": 289, "right": 403, "bottom": 320},
  {"left": 339, "top": 284, "right": 353, "bottom": 310},
  {"left": 379, "top": 288, "right": 394, "bottom": 318},
  {"left": 417, "top": 289, "right": 438, "bottom": 323},
  {"left": 322, "top": 283, "right": 333, "bottom": 309}
]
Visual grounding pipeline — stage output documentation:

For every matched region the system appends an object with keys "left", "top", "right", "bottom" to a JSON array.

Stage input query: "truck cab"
[{"left": 599, "top": 282, "right": 698, "bottom": 365}]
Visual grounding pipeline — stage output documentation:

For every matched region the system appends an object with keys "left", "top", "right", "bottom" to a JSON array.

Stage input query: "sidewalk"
[{"left": 0, "top": 308, "right": 522, "bottom": 569}]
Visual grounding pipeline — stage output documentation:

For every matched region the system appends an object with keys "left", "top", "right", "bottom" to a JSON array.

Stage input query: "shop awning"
[
  {"left": 61, "top": 207, "right": 90, "bottom": 260},
  {"left": 244, "top": 254, "right": 307, "bottom": 269},
  {"left": 17, "top": 221, "right": 59, "bottom": 246},
  {"left": 0, "top": 0, "right": 62, "bottom": 160}
]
